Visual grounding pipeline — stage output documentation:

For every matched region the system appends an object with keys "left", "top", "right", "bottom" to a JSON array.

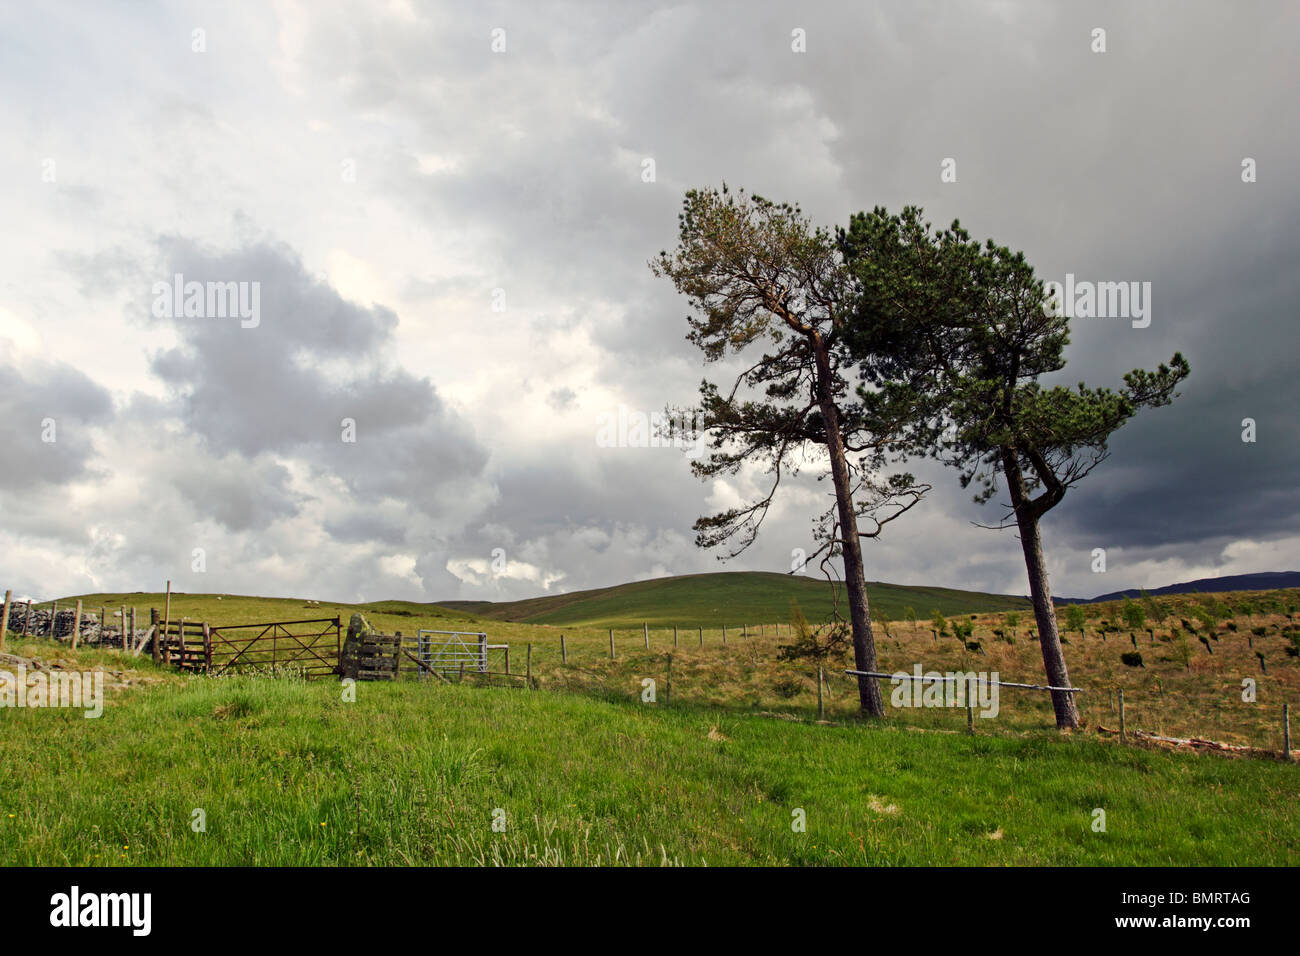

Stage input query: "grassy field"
[
  {"left": 4, "top": 583, "right": 1297, "bottom": 866},
  {"left": 437, "top": 570, "right": 1033, "bottom": 627},
  {"left": 36, "top": 583, "right": 1300, "bottom": 747},
  {"left": 1, "top": 665, "right": 1297, "bottom": 866}
]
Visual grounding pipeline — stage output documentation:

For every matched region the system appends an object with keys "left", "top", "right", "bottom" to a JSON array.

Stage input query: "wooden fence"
[{"left": 157, "top": 618, "right": 211, "bottom": 672}]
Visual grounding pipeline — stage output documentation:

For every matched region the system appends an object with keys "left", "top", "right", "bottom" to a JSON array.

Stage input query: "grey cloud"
[
  {"left": 146, "top": 236, "right": 490, "bottom": 518},
  {"left": 4, "top": 1, "right": 1296, "bottom": 604},
  {"left": 324, "top": 509, "right": 410, "bottom": 546},
  {"left": 546, "top": 386, "right": 577, "bottom": 411},
  {"left": 0, "top": 359, "right": 113, "bottom": 491},
  {"left": 166, "top": 453, "right": 302, "bottom": 533}
]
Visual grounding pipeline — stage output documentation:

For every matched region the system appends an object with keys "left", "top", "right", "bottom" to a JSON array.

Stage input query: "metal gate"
[
  {"left": 208, "top": 617, "right": 342, "bottom": 679},
  {"left": 409, "top": 629, "right": 488, "bottom": 674}
]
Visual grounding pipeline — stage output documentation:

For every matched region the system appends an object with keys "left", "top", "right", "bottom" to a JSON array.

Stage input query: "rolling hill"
[
  {"left": 437, "top": 570, "right": 1031, "bottom": 628},
  {"left": 1080, "top": 571, "right": 1300, "bottom": 604}
]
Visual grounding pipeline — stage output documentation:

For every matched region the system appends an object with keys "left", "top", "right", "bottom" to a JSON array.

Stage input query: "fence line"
[
  {"left": 3, "top": 592, "right": 1294, "bottom": 758},
  {"left": 844, "top": 669, "right": 1084, "bottom": 694}
]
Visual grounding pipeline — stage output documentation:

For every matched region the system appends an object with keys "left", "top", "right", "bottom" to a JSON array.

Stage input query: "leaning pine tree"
[
  {"left": 651, "top": 187, "right": 935, "bottom": 717},
  {"left": 840, "top": 207, "right": 1189, "bottom": 729}
]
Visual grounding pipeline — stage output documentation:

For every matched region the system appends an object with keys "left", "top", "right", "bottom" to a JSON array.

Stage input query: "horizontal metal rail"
[{"left": 844, "top": 669, "right": 1084, "bottom": 694}]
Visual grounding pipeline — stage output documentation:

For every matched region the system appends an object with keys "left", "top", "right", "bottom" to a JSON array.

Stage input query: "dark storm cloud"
[{"left": 1021, "top": 194, "right": 1300, "bottom": 563}]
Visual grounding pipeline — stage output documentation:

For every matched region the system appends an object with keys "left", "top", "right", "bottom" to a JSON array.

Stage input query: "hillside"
[
  {"left": 1082, "top": 571, "right": 1300, "bottom": 604},
  {"left": 39, "top": 583, "right": 1299, "bottom": 747},
  {"left": 437, "top": 570, "right": 1030, "bottom": 628}
]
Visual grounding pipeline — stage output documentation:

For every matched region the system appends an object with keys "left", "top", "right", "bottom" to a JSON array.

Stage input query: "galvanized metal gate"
[{"left": 408, "top": 629, "right": 488, "bottom": 674}]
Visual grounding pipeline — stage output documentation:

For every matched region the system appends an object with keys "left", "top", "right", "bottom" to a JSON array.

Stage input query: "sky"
[{"left": 1, "top": 0, "right": 1296, "bottom": 605}]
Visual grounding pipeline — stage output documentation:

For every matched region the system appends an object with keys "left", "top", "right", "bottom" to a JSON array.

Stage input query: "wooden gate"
[
  {"left": 207, "top": 617, "right": 342, "bottom": 679},
  {"left": 157, "top": 619, "right": 212, "bottom": 672}
]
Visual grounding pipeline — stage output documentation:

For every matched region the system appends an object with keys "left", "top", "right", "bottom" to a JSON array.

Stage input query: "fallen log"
[
  {"left": 131, "top": 626, "right": 156, "bottom": 658},
  {"left": 402, "top": 649, "right": 451, "bottom": 684}
]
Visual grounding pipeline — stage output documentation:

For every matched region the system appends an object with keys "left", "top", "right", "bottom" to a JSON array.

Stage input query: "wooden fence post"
[
  {"left": 643, "top": 622, "right": 649, "bottom": 649},
  {"left": 817, "top": 665, "right": 824, "bottom": 720},
  {"left": 176, "top": 616, "right": 186, "bottom": 665},
  {"left": 722, "top": 625, "right": 727, "bottom": 646},
  {"left": 560, "top": 633, "right": 567, "bottom": 665},
  {"left": 202, "top": 623, "right": 212, "bottom": 672},
  {"left": 504, "top": 645, "right": 511, "bottom": 675},
  {"left": 0, "top": 590, "right": 11, "bottom": 652},
  {"left": 50, "top": 602, "right": 58, "bottom": 639},
  {"left": 673, "top": 624, "right": 678, "bottom": 647},
  {"left": 159, "top": 580, "right": 171, "bottom": 665},
  {"left": 526, "top": 643, "right": 533, "bottom": 688},
  {"left": 130, "top": 606, "right": 137, "bottom": 653},
  {"left": 698, "top": 626, "right": 702, "bottom": 647},
  {"left": 1285, "top": 703, "right": 1292, "bottom": 762},
  {"left": 966, "top": 700, "right": 974, "bottom": 735},
  {"left": 609, "top": 629, "right": 615, "bottom": 660},
  {"left": 71, "top": 599, "right": 82, "bottom": 650},
  {"left": 1118, "top": 688, "right": 1126, "bottom": 743},
  {"left": 666, "top": 654, "right": 672, "bottom": 705}
]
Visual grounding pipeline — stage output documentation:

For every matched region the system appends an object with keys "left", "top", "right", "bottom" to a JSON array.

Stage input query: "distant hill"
[
  {"left": 1059, "top": 571, "right": 1300, "bottom": 605},
  {"left": 437, "top": 570, "right": 1030, "bottom": 628}
]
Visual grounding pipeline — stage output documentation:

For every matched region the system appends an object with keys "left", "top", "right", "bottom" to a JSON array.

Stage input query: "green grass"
[
  {"left": 1, "top": 671, "right": 1296, "bottom": 865},
  {"left": 7, "top": 584, "right": 1296, "bottom": 866},
  {"left": 437, "top": 570, "right": 1031, "bottom": 627}
]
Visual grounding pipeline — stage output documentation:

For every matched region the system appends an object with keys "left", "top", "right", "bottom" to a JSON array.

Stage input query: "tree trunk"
[
  {"left": 813, "top": 339, "right": 885, "bottom": 717},
  {"left": 1002, "top": 449, "right": 1080, "bottom": 729}
]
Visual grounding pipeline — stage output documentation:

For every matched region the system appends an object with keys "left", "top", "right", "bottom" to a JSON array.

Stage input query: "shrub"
[
  {"left": 930, "top": 609, "right": 947, "bottom": 638},
  {"left": 1121, "top": 597, "right": 1146, "bottom": 631},
  {"left": 1121, "top": 651, "right": 1144, "bottom": 668}
]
